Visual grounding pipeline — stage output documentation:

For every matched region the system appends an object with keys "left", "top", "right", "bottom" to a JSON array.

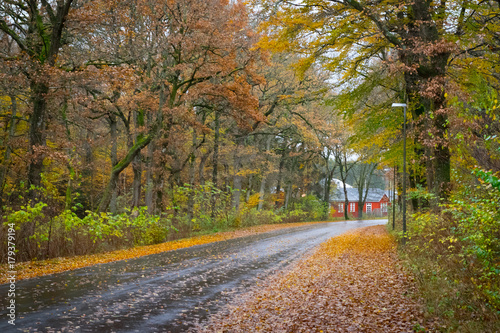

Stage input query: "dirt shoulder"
[
  {"left": 198, "top": 225, "right": 436, "bottom": 332},
  {"left": 0, "top": 221, "right": 328, "bottom": 284}
]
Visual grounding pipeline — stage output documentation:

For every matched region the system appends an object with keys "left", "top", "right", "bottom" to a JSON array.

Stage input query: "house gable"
[{"left": 380, "top": 194, "right": 390, "bottom": 203}]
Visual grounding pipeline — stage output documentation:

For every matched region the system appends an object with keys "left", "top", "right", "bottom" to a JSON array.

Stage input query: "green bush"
[
  {"left": 237, "top": 208, "right": 283, "bottom": 227},
  {"left": 293, "top": 194, "right": 327, "bottom": 221},
  {"left": 444, "top": 180, "right": 500, "bottom": 309},
  {"left": 0, "top": 205, "right": 175, "bottom": 260},
  {"left": 398, "top": 174, "right": 500, "bottom": 331}
]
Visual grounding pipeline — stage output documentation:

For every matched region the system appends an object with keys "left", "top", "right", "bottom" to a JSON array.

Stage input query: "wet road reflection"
[{"left": 0, "top": 220, "right": 384, "bottom": 332}]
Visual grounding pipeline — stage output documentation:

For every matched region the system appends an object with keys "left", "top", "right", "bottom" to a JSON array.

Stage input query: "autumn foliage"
[
  {"left": 1, "top": 1, "right": 500, "bottom": 329},
  {"left": 0, "top": 0, "right": 337, "bottom": 263},
  {"left": 199, "top": 226, "right": 433, "bottom": 332},
  {"left": 251, "top": 1, "right": 500, "bottom": 329}
]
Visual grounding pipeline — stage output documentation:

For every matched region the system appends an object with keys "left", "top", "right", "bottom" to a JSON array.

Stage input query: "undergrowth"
[
  {"left": 391, "top": 173, "right": 500, "bottom": 332},
  {"left": 0, "top": 184, "right": 328, "bottom": 263}
]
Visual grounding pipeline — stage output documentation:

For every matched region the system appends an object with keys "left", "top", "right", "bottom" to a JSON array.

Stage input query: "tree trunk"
[
  {"left": 285, "top": 182, "right": 292, "bottom": 210},
  {"left": 187, "top": 130, "right": 197, "bottom": 222},
  {"left": 338, "top": 154, "right": 349, "bottom": 220},
  {"left": 28, "top": 82, "right": 49, "bottom": 201},
  {"left": 433, "top": 112, "right": 451, "bottom": 199},
  {"left": 155, "top": 173, "right": 164, "bottom": 213},
  {"left": 145, "top": 137, "right": 155, "bottom": 214},
  {"left": 61, "top": 101, "right": 74, "bottom": 211},
  {"left": 342, "top": 183, "right": 349, "bottom": 220},
  {"left": 108, "top": 115, "right": 118, "bottom": 214},
  {"left": 323, "top": 171, "right": 332, "bottom": 204},
  {"left": 211, "top": 111, "right": 220, "bottom": 187},
  {"left": 149, "top": 85, "right": 167, "bottom": 214},
  {"left": 131, "top": 155, "right": 142, "bottom": 208},
  {"left": 24, "top": 0, "right": 73, "bottom": 202},
  {"left": 144, "top": 106, "right": 157, "bottom": 214},
  {"left": 399, "top": 0, "right": 451, "bottom": 202},
  {"left": 65, "top": 166, "right": 74, "bottom": 211},
  {"left": 198, "top": 150, "right": 210, "bottom": 186},
  {"left": 357, "top": 177, "right": 364, "bottom": 220},
  {"left": 0, "top": 0, "right": 72, "bottom": 210},
  {"left": 258, "top": 175, "right": 266, "bottom": 211},
  {"left": 83, "top": 130, "right": 95, "bottom": 210},
  {"left": 246, "top": 174, "right": 253, "bottom": 203},
  {"left": 211, "top": 109, "right": 220, "bottom": 219},
  {"left": 323, "top": 153, "right": 336, "bottom": 218},
  {"left": 232, "top": 139, "right": 243, "bottom": 211},
  {"left": 409, "top": 169, "right": 419, "bottom": 212},
  {"left": 323, "top": 175, "right": 331, "bottom": 219},
  {"left": 131, "top": 110, "right": 144, "bottom": 208},
  {"left": 98, "top": 134, "right": 154, "bottom": 212},
  {"left": 275, "top": 147, "right": 285, "bottom": 208},
  {"left": 232, "top": 170, "right": 242, "bottom": 210},
  {"left": 0, "top": 95, "right": 18, "bottom": 208},
  {"left": 356, "top": 163, "right": 377, "bottom": 220},
  {"left": 258, "top": 136, "right": 272, "bottom": 211}
]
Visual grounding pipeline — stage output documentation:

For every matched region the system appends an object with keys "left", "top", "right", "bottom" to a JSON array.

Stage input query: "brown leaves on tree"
[{"left": 199, "top": 226, "right": 435, "bottom": 332}]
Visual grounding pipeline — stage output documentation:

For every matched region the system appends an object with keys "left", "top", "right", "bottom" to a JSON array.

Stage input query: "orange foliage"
[{"left": 201, "top": 226, "right": 438, "bottom": 332}]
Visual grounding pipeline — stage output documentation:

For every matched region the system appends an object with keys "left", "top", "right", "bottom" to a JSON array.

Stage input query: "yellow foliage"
[
  {"left": 320, "top": 229, "right": 394, "bottom": 257},
  {"left": 246, "top": 192, "right": 262, "bottom": 209}
]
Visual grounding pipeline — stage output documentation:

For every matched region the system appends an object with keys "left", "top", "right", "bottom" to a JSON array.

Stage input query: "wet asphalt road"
[{"left": 1, "top": 220, "right": 385, "bottom": 332}]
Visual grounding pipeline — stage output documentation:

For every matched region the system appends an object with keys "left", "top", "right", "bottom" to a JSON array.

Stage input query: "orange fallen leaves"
[
  {"left": 199, "top": 225, "right": 436, "bottom": 332},
  {"left": 0, "top": 221, "right": 325, "bottom": 284}
]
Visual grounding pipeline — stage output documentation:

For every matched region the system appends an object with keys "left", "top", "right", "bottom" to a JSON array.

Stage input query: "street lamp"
[
  {"left": 392, "top": 102, "right": 407, "bottom": 245},
  {"left": 392, "top": 165, "right": 396, "bottom": 230}
]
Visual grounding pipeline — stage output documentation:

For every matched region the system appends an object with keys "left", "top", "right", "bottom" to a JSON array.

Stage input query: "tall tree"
[
  {"left": 334, "top": 143, "right": 357, "bottom": 220},
  {"left": 0, "top": 0, "right": 75, "bottom": 200},
  {"left": 254, "top": 0, "right": 491, "bottom": 201},
  {"left": 353, "top": 162, "right": 378, "bottom": 219}
]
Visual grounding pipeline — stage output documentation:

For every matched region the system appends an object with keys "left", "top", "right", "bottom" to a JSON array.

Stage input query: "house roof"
[
  {"left": 319, "top": 178, "right": 353, "bottom": 188},
  {"left": 384, "top": 190, "right": 398, "bottom": 199},
  {"left": 331, "top": 178, "right": 353, "bottom": 188},
  {"left": 331, "top": 187, "right": 389, "bottom": 203}
]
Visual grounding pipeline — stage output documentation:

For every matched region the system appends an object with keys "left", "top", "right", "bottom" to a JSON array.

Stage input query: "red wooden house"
[{"left": 330, "top": 188, "right": 391, "bottom": 218}]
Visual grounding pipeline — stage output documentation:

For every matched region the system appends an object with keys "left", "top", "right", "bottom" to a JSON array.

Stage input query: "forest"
[{"left": 0, "top": 0, "right": 499, "bottom": 329}]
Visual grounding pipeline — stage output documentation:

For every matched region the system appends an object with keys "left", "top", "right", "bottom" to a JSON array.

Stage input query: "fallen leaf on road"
[{"left": 197, "top": 226, "right": 437, "bottom": 332}]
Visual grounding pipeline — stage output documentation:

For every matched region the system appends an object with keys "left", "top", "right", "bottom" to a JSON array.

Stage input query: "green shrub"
[
  {"left": 237, "top": 208, "right": 282, "bottom": 227},
  {"left": 398, "top": 175, "right": 500, "bottom": 331},
  {"left": 444, "top": 181, "right": 500, "bottom": 310},
  {"left": 293, "top": 194, "right": 327, "bottom": 220}
]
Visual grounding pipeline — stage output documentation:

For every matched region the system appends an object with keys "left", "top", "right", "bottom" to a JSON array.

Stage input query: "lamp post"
[
  {"left": 392, "top": 165, "right": 396, "bottom": 230},
  {"left": 392, "top": 102, "right": 407, "bottom": 245}
]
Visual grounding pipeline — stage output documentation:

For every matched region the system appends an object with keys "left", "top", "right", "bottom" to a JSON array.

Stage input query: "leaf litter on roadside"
[{"left": 197, "top": 225, "right": 437, "bottom": 332}]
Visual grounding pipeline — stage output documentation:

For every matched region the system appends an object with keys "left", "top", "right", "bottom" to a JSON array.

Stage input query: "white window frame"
[
  {"left": 366, "top": 203, "right": 372, "bottom": 213},
  {"left": 349, "top": 202, "right": 356, "bottom": 212},
  {"left": 338, "top": 203, "right": 344, "bottom": 213},
  {"left": 381, "top": 202, "right": 387, "bottom": 212}
]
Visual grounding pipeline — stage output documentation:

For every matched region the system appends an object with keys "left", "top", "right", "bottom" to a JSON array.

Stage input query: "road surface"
[{"left": 1, "top": 220, "right": 385, "bottom": 332}]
